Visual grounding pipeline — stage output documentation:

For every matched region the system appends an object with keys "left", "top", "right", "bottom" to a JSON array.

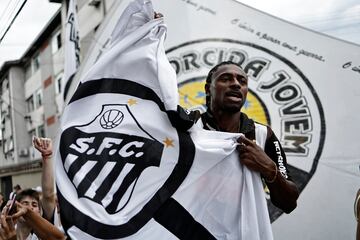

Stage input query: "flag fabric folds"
[
  {"left": 63, "top": 0, "right": 80, "bottom": 101},
  {"left": 55, "top": 0, "right": 272, "bottom": 239}
]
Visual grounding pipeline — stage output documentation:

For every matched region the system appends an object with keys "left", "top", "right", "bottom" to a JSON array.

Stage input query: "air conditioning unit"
[
  {"left": 19, "top": 148, "right": 29, "bottom": 157},
  {"left": 24, "top": 114, "right": 31, "bottom": 121}
]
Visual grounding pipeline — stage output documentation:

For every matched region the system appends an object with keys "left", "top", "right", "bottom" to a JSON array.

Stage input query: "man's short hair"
[
  {"left": 205, "top": 61, "right": 245, "bottom": 108},
  {"left": 16, "top": 188, "right": 40, "bottom": 203},
  {"left": 205, "top": 61, "right": 242, "bottom": 84}
]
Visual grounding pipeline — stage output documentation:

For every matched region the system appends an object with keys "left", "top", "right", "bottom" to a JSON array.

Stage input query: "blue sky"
[{"left": 0, "top": 0, "right": 359, "bottom": 68}]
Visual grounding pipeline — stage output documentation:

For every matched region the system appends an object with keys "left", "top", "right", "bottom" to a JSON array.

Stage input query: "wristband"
[
  {"left": 265, "top": 161, "right": 278, "bottom": 183},
  {"left": 42, "top": 153, "right": 53, "bottom": 158}
]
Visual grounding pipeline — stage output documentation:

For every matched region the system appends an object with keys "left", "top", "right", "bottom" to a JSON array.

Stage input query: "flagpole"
[{"left": 62, "top": 0, "right": 80, "bottom": 104}]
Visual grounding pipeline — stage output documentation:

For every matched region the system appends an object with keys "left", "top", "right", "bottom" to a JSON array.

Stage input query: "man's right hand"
[
  {"left": 33, "top": 137, "right": 53, "bottom": 159},
  {"left": 0, "top": 202, "right": 19, "bottom": 240}
]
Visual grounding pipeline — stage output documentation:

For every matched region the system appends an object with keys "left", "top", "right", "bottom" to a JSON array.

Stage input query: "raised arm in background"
[{"left": 33, "top": 137, "right": 56, "bottom": 221}]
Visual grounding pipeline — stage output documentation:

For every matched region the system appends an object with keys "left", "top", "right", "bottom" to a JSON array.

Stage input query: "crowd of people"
[{"left": 0, "top": 137, "right": 66, "bottom": 240}]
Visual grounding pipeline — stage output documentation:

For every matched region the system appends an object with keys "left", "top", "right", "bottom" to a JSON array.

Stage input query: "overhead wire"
[
  {"left": 0, "top": 0, "right": 13, "bottom": 28},
  {"left": 0, "top": 0, "right": 27, "bottom": 44},
  {"left": 0, "top": 0, "right": 22, "bottom": 36}
]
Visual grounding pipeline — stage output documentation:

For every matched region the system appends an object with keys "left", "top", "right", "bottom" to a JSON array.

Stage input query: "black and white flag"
[
  {"left": 55, "top": 0, "right": 272, "bottom": 239},
  {"left": 63, "top": 0, "right": 80, "bottom": 101}
]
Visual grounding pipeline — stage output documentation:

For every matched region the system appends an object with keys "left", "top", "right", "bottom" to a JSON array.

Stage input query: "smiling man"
[{"left": 198, "top": 61, "right": 299, "bottom": 213}]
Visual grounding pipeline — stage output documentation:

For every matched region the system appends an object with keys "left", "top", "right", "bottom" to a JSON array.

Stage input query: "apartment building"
[{"left": 0, "top": 0, "right": 115, "bottom": 197}]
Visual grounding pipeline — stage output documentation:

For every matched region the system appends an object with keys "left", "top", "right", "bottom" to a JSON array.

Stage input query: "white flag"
[
  {"left": 55, "top": 0, "right": 272, "bottom": 239},
  {"left": 63, "top": 0, "right": 80, "bottom": 101}
]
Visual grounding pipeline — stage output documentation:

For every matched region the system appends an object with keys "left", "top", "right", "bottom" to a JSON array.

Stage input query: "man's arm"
[
  {"left": 33, "top": 137, "right": 56, "bottom": 220},
  {"left": 238, "top": 133, "right": 299, "bottom": 213},
  {"left": 263, "top": 128, "right": 299, "bottom": 213},
  {"left": 9, "top": 202, "right": 66, "bottom": 240}
]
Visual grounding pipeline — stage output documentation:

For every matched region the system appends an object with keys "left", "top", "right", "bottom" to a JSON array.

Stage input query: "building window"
[
  {"left": 37, "top": 125, "right": 45, "bottom": 138},
  {"left": 24, "top": 62, "right": 32, "bottom": 80},
  {"left": 1, "top": 78, "right": 8, "bottom": 91},
  {"left": 26, "top": 95, "right": 34, "bottom": 112},
  {"left": 8, "top": 136, "right": 13, "bottom": 151},
  {"left": 29, "top": 129, "right": 36, "bottom": 139},
  {"left": 51, "top": 30, "right": 62, "bottom": 54},
  {"left": 3, "top": 139, "right": 7, "bottom": 153},
  {"left": 35, "top": 89, "right": 43, "bottom": 108},
  {"left": 3, "top": 137, "right": 13, "bottom": 154},
  {"left": 55, "top": 72, "right": 63, "bottom": 94},
  {"left": 1, "top": 113, "right": 5, "bottom": 126},
  {"left": 32, "top": 52, "right": 40, "bottom": 72}
]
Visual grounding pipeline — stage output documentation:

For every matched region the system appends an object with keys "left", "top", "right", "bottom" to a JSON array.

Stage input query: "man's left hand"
[{"left": 237, "top": 136, "right": 276, "bottom": 180}]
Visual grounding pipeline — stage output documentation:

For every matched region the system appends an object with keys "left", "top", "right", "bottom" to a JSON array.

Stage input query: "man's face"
[
  {"left": 20, "top": 196, "right": 40, "bottom": 215},
  {"left": 206, "top": 64, "right": 248, "bottom": 113}
]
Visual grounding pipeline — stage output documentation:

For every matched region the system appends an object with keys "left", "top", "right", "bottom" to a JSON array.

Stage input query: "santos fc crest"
[
  {"left": 57, "top": 80, "right": 195, "bottom": 238},
  {"left": 60, "top": 104, "right": 163, "bottom": 214}
]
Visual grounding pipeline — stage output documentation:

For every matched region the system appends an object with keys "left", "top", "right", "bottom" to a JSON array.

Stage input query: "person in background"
[
  {"left": 9, "top": 185, "right": 21, "bottom": 201},
  {"left": 14, "top": 189, "right": 41, "bottom": 239},
  {"left": 13, "top": 185, "right": 21, "bottom": 195},
  {"left": 0, "top": 201, "right": 65, "bottom": 240}
]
